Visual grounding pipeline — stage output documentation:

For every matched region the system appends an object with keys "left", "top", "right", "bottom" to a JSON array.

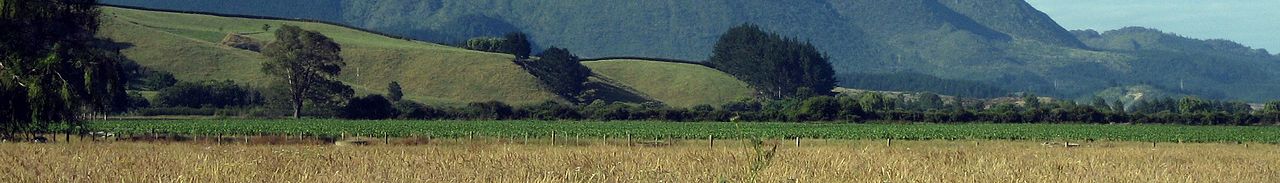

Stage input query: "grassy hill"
[
  {"left": 583, "top": 60, "right": 753, "bottom": 107},
  {"left": 98, "top": 7, "right": 560, "bottom": 105},
  {"left": 98, "top": 7, "right": 756, "bottom": 107}
]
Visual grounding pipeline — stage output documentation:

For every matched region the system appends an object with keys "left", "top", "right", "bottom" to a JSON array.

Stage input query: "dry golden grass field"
[{"left": 2, "top": 139, "right": 1278, "bottom": 182}]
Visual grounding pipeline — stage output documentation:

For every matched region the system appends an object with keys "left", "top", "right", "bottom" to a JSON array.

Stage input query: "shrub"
[
  {"left": 523, "top": 101, "right": 581, "bottom": 120},
  {"left": 794, "top": 96, "right": 839, "bottom": 121},
  {"left": 464, "top": 101, "right": 515, "bottom": 120},
  {"left": 339, "top": 95, "right": 397, "bottom": 120},
  {"left": 394, "top": 100, "right": 442, "bottom": 120}
]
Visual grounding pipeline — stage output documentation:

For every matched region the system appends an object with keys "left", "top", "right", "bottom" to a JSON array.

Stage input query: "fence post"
[
  {"left": 795, "top": 137, "right": 800, "bottom": 148},
  {"left": 708, "top": 135, "right": 714, "bottom": 148},
  {"left": 383, "top": 132, "right": 389, "bottom": 145},
  {"left": 626, "top": 132, "right": 632, "bottom": 147},
  {"left": 886, "top": 138, "right": 892, "bottom": 147},
  {"left": 551, "top": 131, "right": 557, "bottom": 145}
]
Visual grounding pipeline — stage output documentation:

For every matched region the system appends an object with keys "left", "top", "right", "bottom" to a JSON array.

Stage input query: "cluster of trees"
[
  {"left": 153, "top": 80, "right": 263, "bottom": 109},
  {"left": 709, "top": 24, "right": 835, "bottom": 99},
  {"left": 461, "top": 32, "right": 532, "bottom": 59},
  {"left": 2, "top": 0, "right": 132, "bottom": 137},
  {"left": 518, "top": 47, "right": 592, "bottom": 102}
]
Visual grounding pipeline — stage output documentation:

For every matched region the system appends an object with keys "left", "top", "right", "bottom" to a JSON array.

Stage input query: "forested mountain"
[{"left": 101, "top": 0, "right": 1280, "bottom": 102}]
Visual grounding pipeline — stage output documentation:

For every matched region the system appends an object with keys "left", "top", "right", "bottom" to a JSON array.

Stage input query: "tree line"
[{"left": 333, "top": 88, "right": 1280, "bottom": 126}]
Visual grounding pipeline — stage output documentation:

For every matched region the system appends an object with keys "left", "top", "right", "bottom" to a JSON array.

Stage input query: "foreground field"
[
  {"left": 82, "top": 120, "right": 1280, "bottom": 143},
  {"left": 2, "top": 140, "right": 1276, "bottom": 182}
]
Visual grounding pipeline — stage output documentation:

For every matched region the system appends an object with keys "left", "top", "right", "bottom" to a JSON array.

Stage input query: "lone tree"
[
  {"left": 708, "top": 24, "right": 835, "bottom": 99},
  {"left": 2, "top": 0, "right": 128, "bottom": 137},
  {"left": 502, "top": 32, "right": 531, "bottom": 59},
  {"left": 387, "top": 81, "right": 403, "bottom": 102},
  {"left": 261, "top": 25, "right": 353, "bottom": 118}
]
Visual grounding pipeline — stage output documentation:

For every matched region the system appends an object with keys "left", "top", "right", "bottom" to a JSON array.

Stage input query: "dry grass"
[{"left": 1, "top": 139, "right": 1277, "bottom": 182}]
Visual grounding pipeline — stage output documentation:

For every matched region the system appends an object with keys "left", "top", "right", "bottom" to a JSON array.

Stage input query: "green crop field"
[
  {"left": 584, "top": 59, "right": 754, "bottom": 107},
  {"left": 78, "top": 120, "right": 1280, "bottom": 143}
]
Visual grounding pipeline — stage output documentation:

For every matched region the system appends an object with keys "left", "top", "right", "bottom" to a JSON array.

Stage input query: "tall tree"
[
  {"left": 387, "top": 81, "right": 403, "bottom": 102},
  {"left": 261, "top": 25, "right": 353, "bottom": 118},
  {"left": 2, "top": 0, "right": 126, "bottom": 137},
  {"left": 502, "top": 32, "right": 531, "bottom": 59},
  {"left": 708, "top": 24, "right": 835, "bottom": 99}
]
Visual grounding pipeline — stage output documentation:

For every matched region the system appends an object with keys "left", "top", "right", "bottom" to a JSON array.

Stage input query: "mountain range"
[{"left": 101, "top": 0, "right": 1280, "bottom": 102}]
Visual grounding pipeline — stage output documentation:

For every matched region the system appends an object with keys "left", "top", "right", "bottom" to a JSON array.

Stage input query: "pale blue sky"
[{"left": 1026, "top": 0, "right": 1280, "bottom": 52}]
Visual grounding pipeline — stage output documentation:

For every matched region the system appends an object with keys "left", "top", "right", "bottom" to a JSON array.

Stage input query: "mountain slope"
[{"left": 1073, "top": 27, "right": 1280, "bottom": 100}]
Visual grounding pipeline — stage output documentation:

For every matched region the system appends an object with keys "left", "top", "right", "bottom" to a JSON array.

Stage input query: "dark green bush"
[{"left": 339, "top": 95, "right": 397, "bottom": 120}]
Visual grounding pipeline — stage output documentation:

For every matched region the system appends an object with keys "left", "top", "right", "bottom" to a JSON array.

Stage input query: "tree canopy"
[
  {"left": 502, "top": 32, "right": 531, "bottom": 59},
  {"left": 708, "top": 24, "right": 835, "bottom": 99},
  {"left": 261, "top": 25, "right": 353, "bottom": 118},
  {"left": 2, "top": 0, "right": 127, "bottom": 136}
]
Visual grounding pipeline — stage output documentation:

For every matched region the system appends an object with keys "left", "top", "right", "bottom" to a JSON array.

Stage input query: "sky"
[{"left": 1025, "top": 0, "right": 1280, "bottom": 52}]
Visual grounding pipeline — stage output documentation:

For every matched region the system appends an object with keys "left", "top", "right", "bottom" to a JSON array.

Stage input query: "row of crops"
[{"left": 80, "top": 120, "right": 1280, "bottom": 143}]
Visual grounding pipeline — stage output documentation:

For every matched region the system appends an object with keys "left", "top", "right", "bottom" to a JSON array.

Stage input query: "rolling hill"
[
  {"left": 101, "top": 0, "right": 1280, "bottom": 102},
  {"left": 583, "top": 59, "right": 753, "bottom": 107},
  {"left": 97, "top": 7, "right": 753, "bottom": 107},
  {"left": 98, "top": 7, "right": 559, "bottom": 105}
]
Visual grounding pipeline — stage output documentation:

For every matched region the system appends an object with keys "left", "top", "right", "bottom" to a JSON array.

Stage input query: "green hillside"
[
  {"left": 98, "top": 7, "right": 560, "bottom": 105},
  {"left": 98, "top": 1, "right": 1280, "bottom": 102},
  {"left": 583, "top": 60, "right": 753, "bottom": 107}
]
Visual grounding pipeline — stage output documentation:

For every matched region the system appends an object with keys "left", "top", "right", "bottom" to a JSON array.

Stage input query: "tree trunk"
[
  {"left": 290, "top": 79, "right": 304, "bottom": 119},
  {"left": 292, "top": 99, "right": 302, "bottom": 119}
]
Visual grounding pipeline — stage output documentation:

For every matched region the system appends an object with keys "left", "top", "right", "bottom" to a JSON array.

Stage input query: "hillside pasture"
[
  {"left": 99, "top": 7, "right": 559, "bottom": 105},
  {"left": 584, "top": 59, "right": 754, "bottom": 107}
]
